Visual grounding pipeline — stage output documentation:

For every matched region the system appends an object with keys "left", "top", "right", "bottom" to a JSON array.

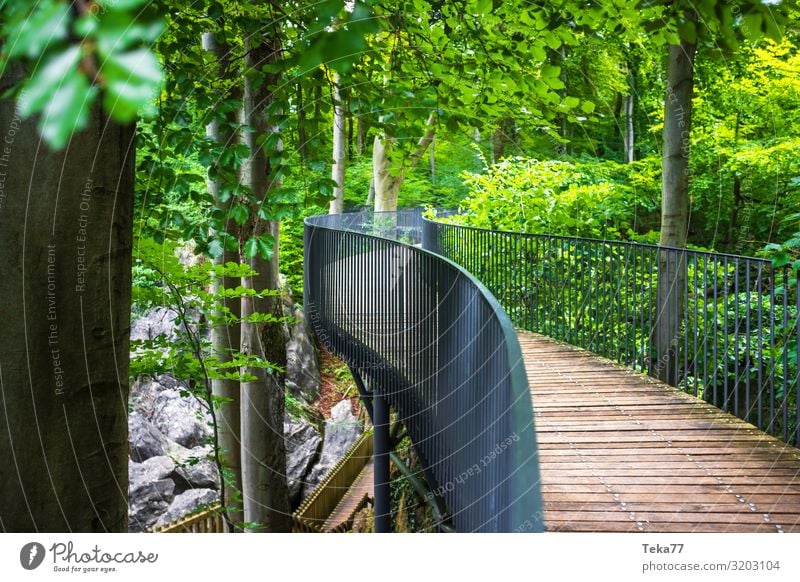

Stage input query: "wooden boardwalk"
[
  {"left": 323, "top": 459, "right": 374, "bottom": 532},
  {"left": 519, "top": 332, "right": 800, "bottom": 532}
]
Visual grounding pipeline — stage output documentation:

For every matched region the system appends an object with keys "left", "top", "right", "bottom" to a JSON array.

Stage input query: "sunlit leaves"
[
  {"left": 0, "top": 0, "right": 164, "bottom": 149},
  {"left": 1, "top": 0, "right": 71, "bottom": 60}
]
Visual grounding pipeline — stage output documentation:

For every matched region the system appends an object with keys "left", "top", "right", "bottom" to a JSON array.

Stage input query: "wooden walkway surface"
[
  {"left": 519, "top": 332, "right": 800, "bottom": 532},
  {"left": 323, "top": 459, "right": 374, "bottom": 532}
]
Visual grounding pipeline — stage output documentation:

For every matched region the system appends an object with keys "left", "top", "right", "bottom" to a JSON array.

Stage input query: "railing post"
[{"left": 373, "top": 391, "right": 391, "bottom": 533}]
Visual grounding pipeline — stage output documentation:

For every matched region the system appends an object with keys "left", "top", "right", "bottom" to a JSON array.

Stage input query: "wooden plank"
[{"left": 518, "top": 331, "right": 800, "bottom": 533}]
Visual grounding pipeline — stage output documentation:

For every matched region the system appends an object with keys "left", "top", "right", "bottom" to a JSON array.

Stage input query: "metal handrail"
[
  {"left": 424, "top": 216, "right": 800, "bottom": 446},
  {"left": 304, "top": 210, "right": 543, "bottom": 532}
]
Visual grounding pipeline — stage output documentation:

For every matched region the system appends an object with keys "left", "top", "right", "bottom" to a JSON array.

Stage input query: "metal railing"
[
  {"left": 424, "top": 218, "right": 800, "bottom": 446},
  {"left": 304, "top": 211, "right": 543, "bottom": 532}
]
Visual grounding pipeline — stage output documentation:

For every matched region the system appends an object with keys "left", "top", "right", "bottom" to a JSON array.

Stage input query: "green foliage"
[
  {"left": 131, "top": 237, "right": 286, "bottom": 385},
  {"left": 450, "top": 156, "right": 660, "bottom": 240},
  {"left": 1, "top": 0, "right": 164, "bottom": 148}
]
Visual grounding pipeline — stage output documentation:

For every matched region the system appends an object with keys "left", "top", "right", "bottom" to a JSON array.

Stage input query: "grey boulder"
[
  {"left": 170, "top": 446, "right": 220, "bottom": 491},
  {"left": 129, "top": 411, "right": 173, "bottom": 462},
  {"left": 155, "top": 489, "right": 219, "bottom": 528},
  {"left": 284, "top": 415, "right": 322, "bottom": 504},
  {"left": 128, "top": 477, "right": 175, "bottom": 533},
  {"left": 301, "top": 400, "right": 362, "bottom": 499},
  {"left": 285, "top": 306, "right": 321, "bottom": 404},
  {"left": 151, "top": 389, "right": 212, "bottom": 449}
]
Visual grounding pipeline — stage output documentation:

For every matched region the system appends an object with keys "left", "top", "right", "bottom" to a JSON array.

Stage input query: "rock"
[
  {"left": 155, "top": 489, "right": 219, "bottom": 528},
  {"left": 130, "top": 306, "right": 183, "bottom": 342},
  {"left": 170, "top": 446, "right": 220, "bottom": 491},
  {"left": 129, "top": 378, "right": 163, "bottom": 419},
  {"left": 130, "top": 306, "right": 205, "bottom": 343},
  {"left": 301, "top": 400, "right": 362, "bottom": 499},
  {"left": 284, "top": 415, "right": 322, "bottom": 504},
  {"left": 285, "top": 306, "right": 321, "bottom": 403},
  {"left": 151, "top": 388, "right": 212, "bottom": 449},
  {"left": 128, "top": 478, "right": 175, "bottom": 533},
  {"left": 129, "top": 456, "right": 176, "bottom": 488},
  {"left": 128, "top": 411, "right": 173, "bottom": 462}
]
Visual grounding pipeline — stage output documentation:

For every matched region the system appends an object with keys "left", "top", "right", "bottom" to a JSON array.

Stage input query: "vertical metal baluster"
[
  {"left": 796, "top": 268, "right": 799, "bottom": 447},
  {"left": 783, "top": 266, "right": 790, "bottom": 442},
  {"left": 756, "top": 262, "right": 764, "bottom": 431},
  {"left": 632, "top": 245, "right": 639, "bottom": 370},
  {"left": 769, "top": 264, "right": 776, "bottom": 434},
  {"left": 721, "top": 257, "right": 729, "bottom": 410},
  {"left": 734, "top": 259, "right": 741, "bottom": 417},
  {"left": 648, "top": 247, "right": 655, "bottom": 377},
  {"left": 674, "top": 250, "right": 680, "bottom": 387},
  {"left": 693, "top": 255, "right": 699, "bottom": 397},
  {"left": 702, "top": 256, "right": 709, "bottom": 402},
  {"left": 745, "top": 261, "right": 752, "bottom": 423}
]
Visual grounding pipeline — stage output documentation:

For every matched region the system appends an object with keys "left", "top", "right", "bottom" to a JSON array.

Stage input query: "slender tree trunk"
[
  {"left": 0, "top": 61, "right": 134, "bottom": 532},
  {"left": 240, "top": 31, "right": 292, "bottom": 533},
  {"left": 356, "top": 115, "right": 366, "bottom": 157},
  {"left": 297, "top": 83, "right": 307, "bottom": 162},
  {"left": 429, "top": 134, "right": 436, "bottom": 184},
  {"left": 373, "top": 114, "right": 436, "bottom": 212},
  {"left": 329, "top": 76, "right": 346, "bottom": 215},
  {"left": 492, "top": 126, "right": 505, "bottom": 164},
  {"left": 725, "top": 111, "right": 742, "bottom": 249},
  {"left": 202, "top": 31, "right": 244, "bottom": 531},
  {"left": 347, "top": 105, "right": 354, "bottom": 161},
  {"left": 655, "top": 39, "right": 696, "bottom": 385},
  {"left": 558, "top": 46, "right": 568, "bottom": 156},
  {"left": 623, "top": 69, "right": 635, "bottom": 163}
]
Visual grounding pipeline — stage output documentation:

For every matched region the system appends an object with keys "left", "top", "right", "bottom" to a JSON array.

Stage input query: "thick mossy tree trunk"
[
  {"left": 240, "top": 30, "right": 292, "bottom": 533},
  {"left": 655, "top": 40, "right": 696, "bottom": 385},
  {"left": 0, "top": 63, "right": 135, "bottom": 532},
  {"left": 202, "top": 31, "right": 244, "bottom": 531}
]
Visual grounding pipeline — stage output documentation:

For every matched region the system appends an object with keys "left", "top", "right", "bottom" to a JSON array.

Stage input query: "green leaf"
[
  {"left": 39, "top": 74, "right": 97, "bottom": 150},
  {"left": 677, "top": 19, "right": 697, "bottom": 44},
  {"left": 772, "top": 251, "right": 790, "bottom": 268},
  {"left": 101, "top": 48, "right": 163, "bottom": 121},
  {"left": 228, "top": 204, "right": 250, "bottom": 225},
  {"left": 98, "top": 0, "right": 151, "bottom": 10},
  {"left": 581, "top": 101, "right": 596, "bottom": 114},
  {"left": 242, "top": 235, "right": 274, "bottom": 261},
  {"left": 4, "top": 0, "right": 71, "bottom": 59},
  {"left": 18, "top": 46, "right": 83, "bottom": 116},
  {"left": 741, "top": 13, "right": 763, "bottom": 41},
  {"left": 18, "top": 46, "right": 98, "bottom": 149},
  {"left": 475, "top": 0, "right": 493, "bottom": 15}
]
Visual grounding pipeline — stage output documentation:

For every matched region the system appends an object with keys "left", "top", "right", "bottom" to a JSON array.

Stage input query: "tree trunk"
[
  {"left": 329, "top": 76, "right": 346, "bottom": 215},
  {"left": 373, "top": 114, "right": 436, "bottom": 212},
  {"left": 429, "top": 134, "right": 436, "bottom": 184},
  {"left": 296, "top": 83, "right": 307, "bottom": 162},
  {"left": 356, "top": 115, "right": 366, "bottom": 157},
  {"left": 347, "top": 105, "right": 354, "bottom": 161},
  {"left": 202, "top": 31, "right": 244, "bottom": 531},
  {"left": 491, "top": 126, "right": 505, "bottom": 164},
  {"left": 240, "top": 31, "right": 292, "bottom": 533},
  {"left": 655, "top": 40, "right": 696, "bottom": 385},
  {"left": 0, "top": 61, "right": 134, "bottom": 532},
  {"left": 623, "top": 70, "right": 635, "bottom": 163}
]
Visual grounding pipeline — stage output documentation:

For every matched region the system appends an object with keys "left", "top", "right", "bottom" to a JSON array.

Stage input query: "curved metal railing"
[
  {"left": 424, "top": 217, "right": 800, "bottom": 446},
  {"left": 304, "top": 211, "right": 543, "bottom": 532}
]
